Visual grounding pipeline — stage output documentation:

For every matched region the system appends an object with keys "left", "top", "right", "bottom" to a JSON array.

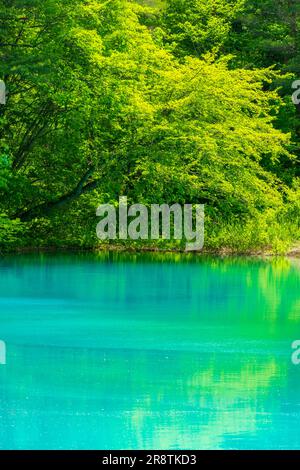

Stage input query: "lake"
[{"left": 0, "top": 253, "right": 300, "bottom": 450}]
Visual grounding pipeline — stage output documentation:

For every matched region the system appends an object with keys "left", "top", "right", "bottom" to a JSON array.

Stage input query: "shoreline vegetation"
[
  {"left": 3, "top": 242, "right": 300, "bottom": 258},
  {"left": 2, "top": 1, "right": 300, "bottom": 256}
]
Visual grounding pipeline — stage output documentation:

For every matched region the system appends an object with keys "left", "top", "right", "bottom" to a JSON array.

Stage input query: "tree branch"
[{"left": 14, "top": 167, "right": 100, "bottom": 222}]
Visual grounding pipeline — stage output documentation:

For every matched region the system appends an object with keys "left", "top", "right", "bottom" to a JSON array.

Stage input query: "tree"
[
  {"left": 161, "top": 0, "right": 244, "bottom": 58},
  {"left": 228, "top": 0, "right": 300, "bottom": 70},
  {"left": 0, "top": 0, "right": 296, "bottom": 250}
]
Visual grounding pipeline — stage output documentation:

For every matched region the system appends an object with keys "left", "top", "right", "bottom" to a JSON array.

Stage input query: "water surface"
[{"left": 0, "top": 253, "right": 300, "bottom": 449}]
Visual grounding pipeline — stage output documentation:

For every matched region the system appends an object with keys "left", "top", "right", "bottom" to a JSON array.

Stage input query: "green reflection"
[{"left": 0, "top": 253, "right": 299, "bottom": 449}]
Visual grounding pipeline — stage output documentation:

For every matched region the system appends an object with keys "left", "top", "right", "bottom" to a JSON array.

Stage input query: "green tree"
[
  {"left": 0, "top": 0, "right": 297, "bottom": 251},
  {"left": 161, "top": 0, "right": 244, "bottom": 58},
  {"left": 229, "top": 0, "right": 300, "bottom": 71}
]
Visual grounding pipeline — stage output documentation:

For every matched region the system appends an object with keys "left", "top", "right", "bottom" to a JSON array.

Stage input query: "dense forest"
[{"left": 1, "top": 0, "right": 300, "bottom": 253}]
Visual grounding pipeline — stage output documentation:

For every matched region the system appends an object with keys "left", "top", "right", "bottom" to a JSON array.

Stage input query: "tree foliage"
[{"left": 0, "top": 0, "right": 300, "bottom": 252}]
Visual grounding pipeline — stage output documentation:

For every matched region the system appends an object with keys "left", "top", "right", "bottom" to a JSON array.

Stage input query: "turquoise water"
[{"left": 0, "top": 253, "right": 300, "bottom": 450}]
